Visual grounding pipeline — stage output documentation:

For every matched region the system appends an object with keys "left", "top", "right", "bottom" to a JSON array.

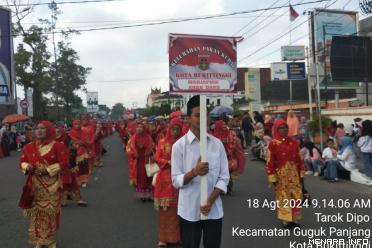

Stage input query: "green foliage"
[
  {"left": 142, "top": 104, "right": 171, "bottom": 117},
  {"left": 111, "top": 103, "right": 125, "bottom": 120},
  {"left": 13, "top": 4, "right": 90, "bottom": 121},
  {"left": 308, "top": 114, "right": 332, "bottom": 136}
]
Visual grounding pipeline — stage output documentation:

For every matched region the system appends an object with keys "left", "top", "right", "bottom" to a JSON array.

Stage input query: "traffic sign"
[{"left": 20, "top": 99, "right": 28, "bottom": 109}]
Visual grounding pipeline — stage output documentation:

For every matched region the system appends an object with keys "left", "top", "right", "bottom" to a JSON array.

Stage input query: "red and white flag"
[{"left": 289, "top": 4, "right": 299, "bottom": 22}]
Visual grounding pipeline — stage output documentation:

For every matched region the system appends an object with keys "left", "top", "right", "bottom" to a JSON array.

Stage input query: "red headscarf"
[
  {"left": 273, "top": 119, "right": 289, "bottom": 140},
  {"left": 69, "top": 119, "right": 81, "bottom": 140},
  {"left": 132, "top": 120, "right": 152, "bottom": 150},
  {"left": 213, "top": 120, "right": 229, "bottom": 140},
  {"left": 165, "top": 118, "right": 183, "bottom": 145},
  {"left": 55, "top": 126, "right": 67, "bottom": 143},
  {"left": 35, "top": 120, "right": 56, "bottom": 145}
]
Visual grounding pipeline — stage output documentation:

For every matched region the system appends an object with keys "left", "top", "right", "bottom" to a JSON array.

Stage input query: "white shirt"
[
  {"left": 322, "top": 147, "right": 337, "bottom": 161},
  {"left": 171, "top": 130, "right": 230, "bottom": 222},
  {"left": 357, "top": 136, "right": 372, "bottom": 153},
  {"left": 337, "top": 148, "right": 357, "bottom": 171}
]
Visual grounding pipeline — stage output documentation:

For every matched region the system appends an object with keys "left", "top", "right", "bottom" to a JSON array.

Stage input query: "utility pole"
[{"left": 51, "top": 1, "right": 59, "bottom": 119}]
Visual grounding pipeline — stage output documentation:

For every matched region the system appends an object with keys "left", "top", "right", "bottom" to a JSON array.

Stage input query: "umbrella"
[
  {"left": 2, "top": 114, "right": 29, "bottom": 124},
  {"left": 209, "top": 106, "right": 233, "bottom": 118}
]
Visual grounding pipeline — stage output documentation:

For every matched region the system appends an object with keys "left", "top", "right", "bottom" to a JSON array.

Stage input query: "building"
[{"left": 146, "top": 87, "right": 163, "bottom": 107}]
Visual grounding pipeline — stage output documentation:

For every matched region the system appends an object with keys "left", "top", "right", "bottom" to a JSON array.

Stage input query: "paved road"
[{"left": 1, "top": 134, "right": 371, "bottom": 248}]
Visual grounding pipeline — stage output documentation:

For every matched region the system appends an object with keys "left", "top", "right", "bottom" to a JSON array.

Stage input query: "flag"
[{"left": 289, "top": 4, "right": 299, "bottom": 22}]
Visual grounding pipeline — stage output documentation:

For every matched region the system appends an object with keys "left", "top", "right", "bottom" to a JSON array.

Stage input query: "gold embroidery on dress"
[{"left": 38, "top": 142, "right": 56, "bottom": 156}]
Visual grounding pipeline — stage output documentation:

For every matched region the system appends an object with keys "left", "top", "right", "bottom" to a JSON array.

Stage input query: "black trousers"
[{"left": 179, "top": 217, "right": 222, "bottom": 248}]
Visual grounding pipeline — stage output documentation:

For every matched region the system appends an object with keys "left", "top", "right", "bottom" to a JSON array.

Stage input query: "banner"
[
  {"left": 287, "top": 62, "right": 306, "bottom": 80},
  {"left": 0, "top": 7, "right": 14, "bottom": 104},
  {"left": 281, "top": 46, "right": 305, "bottom": 61},
  {"left": 246, "top": 69, "right": 261, "bottom": 112},
  {"left": 169, "top": 33, "right": 238, "bottom": 93},
  {"left": 271, "top": 62, "right": 288, "bottom": 81},
  {"left": 311, "top": 9, "right": 359, "bottom": 89},
  {"left": 86, "top": 92, "right": 99, "bottom": 113}
]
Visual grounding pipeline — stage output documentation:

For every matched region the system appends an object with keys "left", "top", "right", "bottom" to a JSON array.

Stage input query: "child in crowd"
[
  {"left": 322, "top": 139, "right": 342, "bottom": 182},
  {"left": 303, "top": 142, "right": 323, "bottom": 176}
]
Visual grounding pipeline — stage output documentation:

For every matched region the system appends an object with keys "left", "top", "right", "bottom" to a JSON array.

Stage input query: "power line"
[
  {"left": 238, "top": 0, "right": 342, "bottom": 63},
  {"left": 13, "top": 0, "right": 329, "bottom": 36},
  {"left": 244, "top": 6, "right": 359, "bottom": 67},
  {"left": 231, "top": 0, "right": 284, "bottom": 36},
  {"left": 89, "top": 77, "right": 168, "bottom": 83},
  {"left": 4, "top": 0, "right": 130, "bottom": 7}
]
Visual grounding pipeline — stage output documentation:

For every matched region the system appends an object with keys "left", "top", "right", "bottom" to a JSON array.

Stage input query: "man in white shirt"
[{"left": 171, "top": 95, "right": 230, "bottom": 248}]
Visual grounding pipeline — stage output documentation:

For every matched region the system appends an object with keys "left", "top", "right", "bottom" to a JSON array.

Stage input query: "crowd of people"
[
  {"left": 11, "top": 97, "right": 372, "bottom": 247},
  {"left": 17, "top": 116, "right": 113, "bottom": 248},
  {"left": 116, "top": 95, "right": 245, "bottom": 247}
]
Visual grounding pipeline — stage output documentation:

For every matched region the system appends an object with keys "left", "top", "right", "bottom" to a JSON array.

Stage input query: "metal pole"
[
  {"left": 316, "top": 61, "right": 323, "bottom": 150},
  {"left": 290, "top": 79, "right": 293, "bottom": 107},
  {"left": 306, "top": 47, "right": 313, "bottom": 119}
]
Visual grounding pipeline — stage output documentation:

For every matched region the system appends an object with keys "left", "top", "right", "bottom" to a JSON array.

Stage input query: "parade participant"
[
  {"left": 126, "top": 120, "right": 154, "bottom": 200},
  {"left": 81, "top": 116, "right": 95, "bottom": 182},
  {"left": 266, "top": 119, "right": 305, "bottom": 228},
  {"left": 154, "top": 118, "right": 183, "bottom": 247},
  {"left": 69, "top": 120, "right": 90, "bottom": 187},
  {"left": 264, "top": 114, "right": 274, "bottom": 137},
  {"left": 154, "top": 119, "right": 167, "bottom": 143},
  {"left": 19, "top": 121, "right": 68, "bottom": 248},
  {"left": 286, "top": 110, "right": 300, "bottom": 137},
  {"left": 56, "top": 126, "right": 88, "bottom": 207},
  {"left": 213, "top": 120, "right": 245, "bottom": 195},
  {"left": 117, "top": 119, "right": 129, "bottom": 147},
  {"left": 171, "top": 95, "right": 230, "bottom": 248},
  {"left": 94, "top": 122, "right": 104, "bottom": 167}
]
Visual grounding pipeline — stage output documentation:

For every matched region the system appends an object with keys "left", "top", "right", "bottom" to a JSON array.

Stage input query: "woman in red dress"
[
  {"left": 213, "top": 120, "right": 245, "bottom": 195},
  {"left": 126, "top": 121, "right": 154, "bottom": 200},
  {"left": 56, "top": 126, "right": 88, "bottom": 207},
  {"left": 69, "top": 120, "right": 90, "bottom": 187},
  {"left": 19, "top": 121, "right": 69, "bottom": 248},
  {"left": 154, "top": 118, "right": 183, "bottom": 247},
  {"left": 266, "top": 119, "right": 305, "bottom": 228}
]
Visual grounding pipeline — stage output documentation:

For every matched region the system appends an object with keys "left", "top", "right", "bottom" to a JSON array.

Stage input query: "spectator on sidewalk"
[
  {"left": 241, "top": 112, "right": 253, "bottom": 148},
  {"left": 303, "top": 142, "right": 323, "bottom": 176},
  {"left": 322, "top": 139, "right": 342, "bottom": 181},
  {"left": 356, "top": 120, "right": 372, "bottom": 179}
]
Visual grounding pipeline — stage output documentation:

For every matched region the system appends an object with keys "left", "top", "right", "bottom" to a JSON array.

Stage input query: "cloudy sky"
[{"left": 10, "top": 0, "right": 362, "bottom": 108}]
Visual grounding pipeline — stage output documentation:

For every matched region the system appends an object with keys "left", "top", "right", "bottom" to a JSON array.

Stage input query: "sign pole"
[{"left": 200, "top": 94, "right": 208, "bottom": 220}]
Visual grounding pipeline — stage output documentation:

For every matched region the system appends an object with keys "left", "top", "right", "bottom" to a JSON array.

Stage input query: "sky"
[{"left": 7, "top": 0, "right": 363, "bottom": 108}]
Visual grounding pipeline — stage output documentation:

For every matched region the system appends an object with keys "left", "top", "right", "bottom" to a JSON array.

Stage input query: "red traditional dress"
[
  {"left": 19, "top": 121, "right": 68, "bottom": 247},
  {"left": 56, "top": 127, "right": 83, "bottom": 204},
  {"left": 94, "top": 123, "right": 105, "bottom": 167},
  {"left": 81, "top": 119, "right": 95, "bottom": 178},
  {"left": 266, "top": 119, "right": 305, "bottom": 223},
  {"left": 213, "top": 120, "right": 245, "bottom": 194},
  {"left": 154, "top": 118, "right": 182, "bottom": 245},
  {"left": 69, "top": 120, "right": 90, "bottom": 185},
  {"left": 213, "top": 120, "right": 245, "bottom": 176},
  {"left": 126, "top": 121, "right": 154, "bottom": 199}
]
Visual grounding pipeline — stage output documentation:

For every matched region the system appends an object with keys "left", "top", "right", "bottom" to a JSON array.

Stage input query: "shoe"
[
  {"left": 77, "top": 200, "right": 88, "bottom": 207},
  {"left": 328, "top": 178, "right": 339, "bottom": 183},
  {"left": 81, "top": 183, "right": 87, "bottom": 188},
  {"left": 158, "top": 242, "right": 167, "bottom": 247},
  {"left": 305, "top": 171, "right": 313, "bottom": 175},
  {"left": 314, "top": 172, "right": 319, "bottom": 177}
]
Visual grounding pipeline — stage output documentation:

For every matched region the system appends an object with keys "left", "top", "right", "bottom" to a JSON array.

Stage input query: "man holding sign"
[{"left": 171, "top": 95, "right": 230, "bottom": 248}]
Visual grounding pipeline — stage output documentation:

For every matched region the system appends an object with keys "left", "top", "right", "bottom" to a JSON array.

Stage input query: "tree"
[
  {"left": 12, "top": 1, "right": 90, "bottom": 121},
  {"left": 110, "top": 103, "right": 125, "bottom": 120}
]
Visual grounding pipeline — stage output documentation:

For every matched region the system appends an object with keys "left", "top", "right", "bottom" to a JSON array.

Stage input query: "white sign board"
[
  {"left": 26, "top": 88, "right": 33, "bottom": 117},
  {"left": 86, "top": 92, "right": 99, "bottom": 113},
  {"left": 281, "top": 46, "right": 305, "bottom": 61},
  {"left": 271, "top": 62, "right": 288, "bottom": 81},
  {"left": 247, "top": 69, "right": 261, "bottom": 112}
]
